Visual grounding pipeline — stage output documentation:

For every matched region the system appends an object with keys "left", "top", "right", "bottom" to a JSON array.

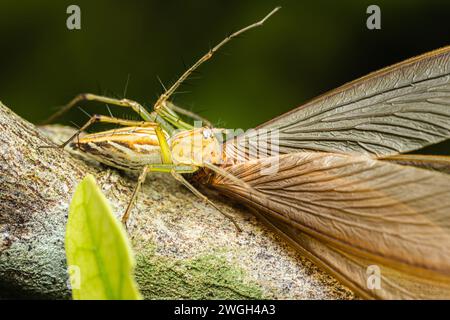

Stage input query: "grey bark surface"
[{"left": 0, "top": 102, "right": 354, "bottom": 299}]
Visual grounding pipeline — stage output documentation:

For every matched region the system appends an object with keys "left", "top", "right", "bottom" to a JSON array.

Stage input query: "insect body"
[{"left": 42, "top": 7, "right": 450, "bottom": 299}]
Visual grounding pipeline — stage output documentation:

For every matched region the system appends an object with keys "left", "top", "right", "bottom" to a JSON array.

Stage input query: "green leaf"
[{"left": 65, "top": 174, "right": 142, "bottom": 300}]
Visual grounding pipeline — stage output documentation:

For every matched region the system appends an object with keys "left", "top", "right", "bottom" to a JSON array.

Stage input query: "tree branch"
[{"left": 0, "top": 102, "right": 353, "bottom": 299}]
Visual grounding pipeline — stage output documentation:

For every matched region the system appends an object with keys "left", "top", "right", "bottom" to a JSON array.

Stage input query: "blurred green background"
[{"left": 0, "top": 0, "right": 449, "bottom": 131}]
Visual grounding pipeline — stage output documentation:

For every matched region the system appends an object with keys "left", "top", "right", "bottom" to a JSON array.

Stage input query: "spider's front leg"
[{"left": 39, "top": 114, "right": 158, "bottom": 149}]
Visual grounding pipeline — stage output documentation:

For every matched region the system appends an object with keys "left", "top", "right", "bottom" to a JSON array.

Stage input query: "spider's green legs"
[
  {"left": 121, "top": 162, "right": 241, "bottom": 232},
  {"left": 43, "top": 93, "right": 153, "bottom": 122},
  {"left": 155, "top": 101, "right": 195, "bottom": 131},
  {"left": 121, "top": 127, "right": 197, "bottom": 224},
  {"left": 43, "top": 93, "right": 176, "bottom": 135},
  {"left": 44, "top": 7, "right": 280, "bottom": 135},
  {"left": 171, "top": 171, "right": 242, "bottom": 232},
  {"left": 121, "top": 163, "right": 198, "bottom": 224},
  {"left": 39, "top": 115, "right": 159, "bottom": 149},
  {"left": 43, "top": 90, "right": 207, "bottom": 134},
  {"left": 166, "top": 101, "right": 212, "bottom": 127},
  {"left": 121, "top": 132, "right": 241, "bottom": 232},
  {"left": 152, "top": 7, "right": 281, "bottom": 129},
  {"left": 154, "top": 100, "right": 215, "bottom": 134}
]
